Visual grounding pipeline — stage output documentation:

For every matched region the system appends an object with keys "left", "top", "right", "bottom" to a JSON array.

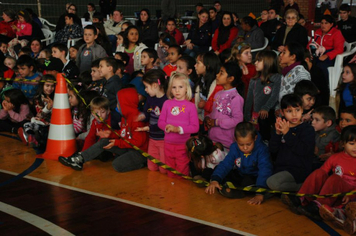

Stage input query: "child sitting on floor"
[{"left": 205, "top": 122, "right": 273, "bottom": 205}]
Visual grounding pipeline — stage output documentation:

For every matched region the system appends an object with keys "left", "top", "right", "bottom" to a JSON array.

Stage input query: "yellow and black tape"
[
  {"left": 0, "top": 77, "right": 57, "bottom": 83},
  {"left": 64, "top": 78, "right": 356, "bottom": 199}
]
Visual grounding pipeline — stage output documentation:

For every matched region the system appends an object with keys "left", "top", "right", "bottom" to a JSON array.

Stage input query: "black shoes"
[{"left": 59, "top": 152, "right": 84, "bottom": 170}]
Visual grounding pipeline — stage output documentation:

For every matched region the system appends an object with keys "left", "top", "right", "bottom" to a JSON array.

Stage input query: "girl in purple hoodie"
[{"left": 205, "top": 62, "right": 244, "bottom": 149}]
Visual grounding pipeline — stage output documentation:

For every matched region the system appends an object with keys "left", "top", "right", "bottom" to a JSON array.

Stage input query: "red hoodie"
[{"left": 114, "top": 88, "right": 148, "bottom": 151}]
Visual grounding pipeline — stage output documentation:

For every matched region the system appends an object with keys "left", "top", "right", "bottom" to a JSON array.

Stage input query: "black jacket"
[{"left": 271, "top": 23, "right": 308, "bottom": 50}]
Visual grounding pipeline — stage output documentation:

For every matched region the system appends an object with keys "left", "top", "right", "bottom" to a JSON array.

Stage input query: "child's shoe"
[
  {"left": 281, "top": 194, "right": 301, "bottom": 215},
  {"left": 319, "top": 204, "right": 345, "bottom": 229},
  {"left": 219, "top": 182, "right": 245, "bottom": 199},
  {"left": 17, "top": 127, "right": 28, "bottom": 145},
  {"left": 24, "top": 122, "right": 34, "bottom": 134},
  {"left": 298, "top": 201, "right": 322, "bottom": 221},
  {"left": 344, "top": 202, "right": 356, "bottom": 235},
  {"left": 59, "top": 152, "right": 84, "bottom": 171}
]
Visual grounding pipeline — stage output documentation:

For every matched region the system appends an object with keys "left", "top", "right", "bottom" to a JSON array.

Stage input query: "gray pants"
[
  {"left": 266, "top": 171, "right": 302, "bottom": 192},
  {"left": 81, "top": 138, "right": 147, "bottom": 172}
]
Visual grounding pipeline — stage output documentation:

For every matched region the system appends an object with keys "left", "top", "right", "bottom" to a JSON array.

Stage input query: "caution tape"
[
  {"left": 0, "top": 77, "right": 57, "bottom": 83},
  {"left": 64, "top": 78, "right": 356, "bottom": 199}
]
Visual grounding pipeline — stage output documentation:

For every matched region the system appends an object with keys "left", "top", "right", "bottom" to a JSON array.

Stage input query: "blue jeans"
[{"left": 108, "top": 35, "right": 117, "bottom": 53}]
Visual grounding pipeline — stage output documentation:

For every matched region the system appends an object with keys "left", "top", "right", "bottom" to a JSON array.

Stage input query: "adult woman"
[
  {"left": 164, "top": 18, "right": 184, "bottom": 45},
  {"left": 136, "top": 9, "right": 158, "bottom": 49},
  {"left": 211, "top": 11, "right": 238, "bottom": 55},
  {"left": 0, "top": 9, "right": 17, "bottom": 43},
  {"left": 307, "top": 15, "right": 345, "bottom": 84},
  {"left": 233, "top": 16, "right": 264, "bottom": 49},
  {"left": 184, "top": 9, "right": 212, "bottom": 57},
  {"left": 55, "top": 4, "right": 81, "bottom": 32},
  {"left": 29, "top": 38, "right": 42, "bottom": 59},
  {"left": 271, "top": 9, "right": 308, "bottom": 52}
]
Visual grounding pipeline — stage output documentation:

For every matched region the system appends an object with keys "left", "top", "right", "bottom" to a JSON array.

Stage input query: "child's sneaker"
[
  {"left": 281, "top": 194, "right": 301, "bottom": 215},
  {"left": 17, "top": 127, "right": 28, "bottom": 145},
  {"left": 58, "top": 152, "right": 84, "bottom": 170},
  {"left": 219, "top": 182, "right": 245, "bottom": 199},
  {"left": 319, "top": 204, "right": 345, "bottom": 228},
  {"left": 344, "top": 202, "right": 356, "bottom": 235},
  {"left": 298, "top": 201, "right": 322, "bottom": 221}
]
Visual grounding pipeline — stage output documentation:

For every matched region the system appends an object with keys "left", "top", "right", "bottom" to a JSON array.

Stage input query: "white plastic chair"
[
  {"left": 183, "top": 33, "right": 188, "bottom": 40},
  {"left": 39, "top": 17, "right": 56, "bottom": 30},
  {"left": 328, "top": 47, "right": 356, "bottom": 98},
  {"left": 344, "top": 41, "right": 356, "bottom": 52},
  {"left": 251, "top": 37, "right": 268, "bottom": 53},
  {"left": 40, "top": 28, "right": 54, "bottom": 45}
]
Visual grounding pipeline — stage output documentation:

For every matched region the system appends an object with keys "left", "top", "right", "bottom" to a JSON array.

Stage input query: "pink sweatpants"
[
  {"left": 164, "top": 142, "right": 189, "bottom": 178},
  {"left": 147, "top": 138, "right": 166, "bottom": 174}
]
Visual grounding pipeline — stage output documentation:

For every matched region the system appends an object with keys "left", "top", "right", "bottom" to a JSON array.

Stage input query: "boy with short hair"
[
  {"left": 163, "top": 45, "right": 181, "bottom": 76},
  {"left": 337, "top": 4, "right": 356, "bottom": 43},
  {"left": 115, "top": 59, "right": 130, "bottom": 86},
  {"left": 114, "top": 52, "right": 129, "bottom": 66},
  {"left": 51, "top": 43, "right": 80, "bottom": 80},
  {"left": 0, "top": 41, "right": 8, "bottom": 56},
  {"left": 312, "top": 106, "right": 340, "bottom": 162},
  {"left": 140, "top": 48, "right": 158, "bottom": 73},
  {"left": 293, "top": 80, "right": 319, "bottom": 122},
  {"left": 82, "top": 96, "right": 111, "bottom": 151},
  {"left": 339, "top": 105, "right": 356, "bottom": 130},
  {"left": 55, "top": 13, "right": 83, "bottom": 45},
  {"left": 59, "top": 87, "right": 148, "bottom": 172},
  {"left": 76, "top": 25, "right": 107, "bottom": 73},
  {"left": 267, "top": 94, "right": 315, "bottom": 192},
  {"left": 87, "top": 59, "right": 105, "bottom": 94},
  {"left": 100, "top": 57, "right": 122, "bottom": 112},
  {"left": 12, "top": 55, "right": 41, "bottom": 100}
]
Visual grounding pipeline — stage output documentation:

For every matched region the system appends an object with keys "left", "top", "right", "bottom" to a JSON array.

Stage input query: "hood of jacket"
[{"left": 116, "top": 87, "right": 140, "bottom": 118}]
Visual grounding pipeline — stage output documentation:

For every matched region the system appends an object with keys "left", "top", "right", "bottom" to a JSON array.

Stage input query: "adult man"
[
  {"left": 337, "top": 4, "right": 356, "bottom": 43},
  {"left": 213, "top": 1, "right": 223, "bottom": 18},
  {"left": 260, "top": 8, "right": 280, "bottom": 44},
  {"left": 209, "top": 7, "right": 221, "bottom": 33},
  {"left": 104, "top": 9, "right": 127, "bottom": 52}
]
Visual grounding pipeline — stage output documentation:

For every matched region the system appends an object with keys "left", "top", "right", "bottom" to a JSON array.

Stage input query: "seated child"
[
  {"left": 141, "top": 48, "right": 158, "bottom": 73},
  {"left": 59, "top": 88, "right": 149, "bottom": 172},
  {"left": 312, "top": 106, "right": 340, "bottom": 165},
  {"left": 0, "top": 41, "right": 9, "bottom": 56},
  {"left": 4, "top": 56, "right": 16, "bottom": 69},
  {"left": 69, "top": 45, "right": 79, "bottom": 62},
  {"left": 267, "top": 94, "right": 315, "bottom": 192},
  {"left": 187, "top": 136, "right": 225, "bottom": 181},
  {"left": 38, "top": 48, "right": 51, "bottom": 60},
  {"left": 339, "top": 105, "right": 356, "bottom": 130},
  {"left": 294, "top": 80, "right": 319, "bottom": 123},
  {"left": 0, "top": 88, "right": 32, "bottom": 134},
  {"left": 205, "top": 122, "right": 273, "bottom": 205},
  {"left": 54, "top": 13, "right": 83, "bottom": 44},
  {"left": 115, "top": 59, "right": 131, "bottom": 86},
  {"left": 283, "top": 125, "right": 356, "bottom": 223},
  {"left": 163, "top": 45, "right": 182, "bottom": 76},
  {"left": 87, "top": 59, "right": 105, "bottom": 94},
  {"left": 51, "top": 43, "right": 80, "bottom": 80}
]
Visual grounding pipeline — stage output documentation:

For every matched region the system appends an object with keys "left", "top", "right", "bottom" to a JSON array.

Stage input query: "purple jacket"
[{"left": 208, "top": 88, "right": 244, "bottom": 148}]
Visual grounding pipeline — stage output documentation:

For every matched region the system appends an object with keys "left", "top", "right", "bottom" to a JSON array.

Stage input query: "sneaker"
[
  {"left": 281, "top": 194, "right": 301, "bottom": 215},
  {"left": 219, "top": 183, "right": 245, "bottom": 199},
  {"left": 17, "top": 127, "right": 28, "bottom": 145},
  {"left": 58, "top": 152, "right": 84, "bottom": 170},
  {"left": 319, "top": 205, "right": 345, "bottom": 228},
  {"left": 298, "top": 201, "right": 322, "bottom": 221},
  {"left": 24, "top": 122, "right": 34, "bottom": 134},
  {"left": 344, "top": 202, "right": 356, "bottom": 235}
]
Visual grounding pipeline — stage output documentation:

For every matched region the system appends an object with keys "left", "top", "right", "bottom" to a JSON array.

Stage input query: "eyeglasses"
[
  {"left": 69, "top": 8, "right": 76, "bottom": 11},
  {"left": 286, "top": 16, "right": 297, "bottom": 20}
]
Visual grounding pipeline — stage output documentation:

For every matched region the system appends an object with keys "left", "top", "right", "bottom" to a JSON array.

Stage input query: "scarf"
[{"left": 282, "top": 61, "right": 301, "bottom": 76}]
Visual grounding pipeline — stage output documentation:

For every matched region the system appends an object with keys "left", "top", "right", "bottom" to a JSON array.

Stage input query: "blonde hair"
[
  {"left": 167, "top": 72, "right": 192, "bottom": 100},
  {"left": 90, "top": 96, "right": 110, "bottom": 111},
  {"left": 228, "top": 42, "right": 251, "bottom": 62}
]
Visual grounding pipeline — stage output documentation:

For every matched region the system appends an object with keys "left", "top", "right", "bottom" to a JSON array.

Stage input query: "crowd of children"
[{"left": 1, "top": 4, "right": 356, "bottom": 234}]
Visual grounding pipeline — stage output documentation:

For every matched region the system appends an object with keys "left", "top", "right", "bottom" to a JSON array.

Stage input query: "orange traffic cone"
[{"left": 41, "top": 73, "right": 77, "bottom": 160}]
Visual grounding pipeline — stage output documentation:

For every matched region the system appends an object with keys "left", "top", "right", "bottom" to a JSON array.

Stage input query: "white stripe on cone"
[
  {"left": 48, "top": 124, "right": 75, "bottom": 141},
  {"left": 53, "top": 94, "right": 70, "bottom": 109}
]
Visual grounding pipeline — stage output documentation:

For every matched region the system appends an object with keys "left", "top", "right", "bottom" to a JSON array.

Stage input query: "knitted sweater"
[{"left": 244, "top": 74, "right": 281, "bottom": 121}]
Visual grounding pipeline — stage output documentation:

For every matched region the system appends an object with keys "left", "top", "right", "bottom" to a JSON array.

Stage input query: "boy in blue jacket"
[{"left": 205, "top": 122, "right": 273, "bottom": 205}]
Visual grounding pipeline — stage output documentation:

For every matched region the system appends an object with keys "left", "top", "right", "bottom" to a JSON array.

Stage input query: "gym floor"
[{"left": 0, "top": 133, "right": 347, "bottom": 235}]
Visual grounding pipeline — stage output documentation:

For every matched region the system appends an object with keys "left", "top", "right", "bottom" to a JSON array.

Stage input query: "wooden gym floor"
[{"left": 0, "top": 133, "right": 348, "bottom": 235}]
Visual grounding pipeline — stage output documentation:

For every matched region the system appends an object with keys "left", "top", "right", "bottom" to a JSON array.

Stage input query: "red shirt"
[{"left": 163, "top": 64, "right": 177, "bottom": 76}]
